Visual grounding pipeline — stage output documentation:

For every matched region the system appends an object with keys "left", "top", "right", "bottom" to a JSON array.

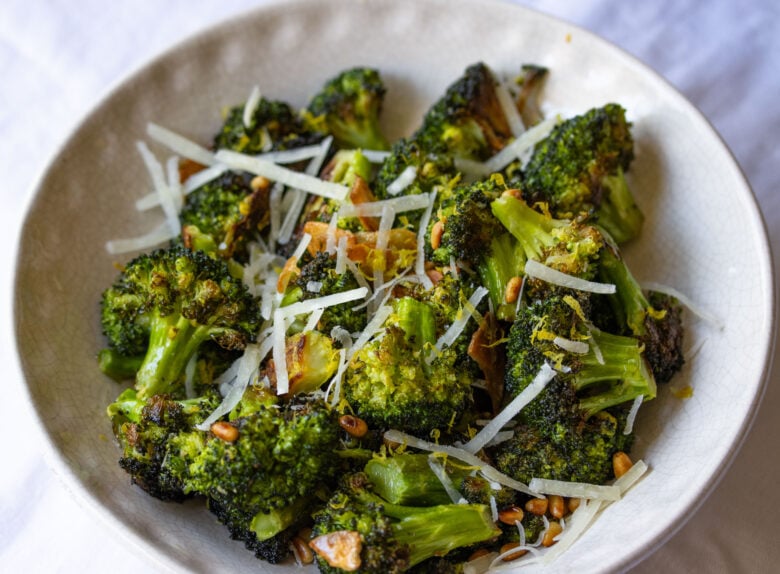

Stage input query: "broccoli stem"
[
  {"left": 478, "top": 233, "right": 525, "bottom": 322},
  {"left": 597, "top": 243, "right": 651, "bottom": 335},
  {"left": 250, "top": 496, "right": 311, "bottom": 541},
  {"left": 491, "top": 194, "right": 563, "bottom": 262},
  {"left": 594, "top": 168, "right": 644, "bottom": 244},
  {"left": 382, "top": 502, "right": 501, "bottom": 567},
  {"left": 364, "top": 454, "right": 469, "bottom": 506},
  {"left": 395, "top": 297, "right": 437, "bottom": 349},
  {"left": 98, "top": 349, "right": 144, "bottom": 381},
  {"left": 135, "top": 311, "right": 216, "bottom": 399},
  {"left": 575, "top": 328, "right": 656, "bottom": 417}
]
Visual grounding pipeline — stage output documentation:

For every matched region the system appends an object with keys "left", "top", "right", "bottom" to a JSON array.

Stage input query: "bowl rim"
[{"left": 11, "top": 0, "right": 777, "bottom": 572}]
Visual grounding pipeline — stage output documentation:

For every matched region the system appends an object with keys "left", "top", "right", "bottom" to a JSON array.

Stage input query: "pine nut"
[
  {"left": 498, "top": 506, "right": 525, "bottom": 525},
  {"left": 568, "top": 497, "right": 582, "bottom": 513},
  {"left": 548, "top": 495, "right": 565, "bottom": 519},
  {"left": 504, "top": 276, "right": 523, "bottom": 304},
  {"left": 339, "top": 414, "right": 368, "bottom": 438},
  {"left": 500, "top": 542, "right": 527, "bottom": 561},
  {"left": 502, "top": 188, "right": 523, "bottom": 200},
  {"left": 291, "top": 536, "right": 315, "bottom": 565},
  {"left": 525, "top": 498, "right": 548, "bottom": 516},
  {"left": 430, "top": 220, "right": 445, "bottom": 250},
  {"left": 542, "top": 521, "right": 563, "bottom": 547},
  {"left": 309, "top": 531, "right": 362, "bottom": 571},
  {"left": 468, "top": 549, "right": 491, "bottom": 562},
  {"left": 613, "top": 451, "right": 633, "bottom": 478},
  {"left": 298, "top": 527, "right": 313, "bottom": 541},
  {"left": 250, "top": 175, "right": 271, "bottom": 191},
  {"left": 210, "top": 421, "right": 239, "bottom": 442}
]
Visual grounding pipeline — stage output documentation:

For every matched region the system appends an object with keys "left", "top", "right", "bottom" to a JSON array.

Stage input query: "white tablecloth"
[{"left": 1, "top": 0, "right": 778, "bottom": 572}]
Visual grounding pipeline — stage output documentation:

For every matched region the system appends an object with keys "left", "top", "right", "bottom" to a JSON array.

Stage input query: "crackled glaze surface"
[{"left": 14, "top": 0, "right": 774, "bottom": 572}]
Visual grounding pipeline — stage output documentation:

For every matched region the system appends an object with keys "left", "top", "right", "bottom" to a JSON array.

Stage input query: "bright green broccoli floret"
[
  {"left": 311, "top": 473, "right": 501, "bottom": 573},
  {"left": 505, "top": 295, "right": 656, "bottom": 422},
  {"left": 521, "top": 103, "right": 643, "bottom": 243},
  {"left": 414, "top": 62, "right": 512, "bottom": 161},
  {"left": 179, "top": 170, "right": 269, "bottom": 262},
  {"left": 178, "top": 397, "right": 340, "bottom": 521},
  {"left": 106, "top": 388, "right": 219, "bottom": 501},
  {"left": 306, "top": 67, "right": 390, "bottom": 151},
  {"left": 100, "top": 246, "right": 260, "bottom": 399},
  {"left": 214, "top": 97, "right": 324, "bottom": 154},
  {"left": 343, "top": 296, "right": 474, "bottom": 435}
]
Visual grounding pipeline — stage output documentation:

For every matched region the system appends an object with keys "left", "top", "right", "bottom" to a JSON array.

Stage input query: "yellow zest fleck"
[{"left": 672, "top": 385, "right": 694, "bottom": 399}]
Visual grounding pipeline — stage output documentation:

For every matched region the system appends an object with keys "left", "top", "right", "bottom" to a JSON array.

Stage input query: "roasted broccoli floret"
[
  {"left": 598, "top": 241, "right": 685, "bottom": 383},
  {"left": 414, "top": 62, "right": 512, "bottom": 161},
  {"left": 214, "top": 97, "right": 324, "bottom": 154},
  {"left": 286, "top": 251, "right": 368, "bottom": 335},
  {"left": 179, "top": 170, "right": 270, "bottom": 262},
  {"left": 306, "top": 67, "right": 390, "bottom": 151},
  {"left": 310, "top": 473, "right": 500, "bottom": 573},
  {"left": 343, "top": 295, "right": 474, "bottom": 434},
  {"left": 522, "top": 104, "right": 643, "bottom": 243},
  {"left": 505, "top": 295, "right": 656, "bottom": 421},
  {"left": 106, "top": 389, "right": 218, "bottom": 501},
  {"left": 100, "top": 246, "right": 260, "bottom": 399}
]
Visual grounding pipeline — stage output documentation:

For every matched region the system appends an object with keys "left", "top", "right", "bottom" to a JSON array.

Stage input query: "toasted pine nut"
[
  {"left": 468, "top": 549, "right": 491, "bottom": 562},
  {"left": 291, "top": 536, "right": 315, "bottom": 565},
  {"left": 502, "top": 188, "right": 523, "bottom": 200},
  {"left": 548, "top": 495, "right": 565, "bottom": 519},
  {"left": 542, "top": 521, "right": 563, "bottom": 547},
  {"left": 613, "top": 451, "right": 633, "bottom": 478},
  {"left": 499, "top": 542, "right": 527, "bottom": 561},
  {"left": 309, "top": 531, "right": 362, "bottom": 571},
  {"left": 250, "top": 175, "right": 271, "bottom": 191},
  {"left": 525, "top": 498, "right": 548, "bottom": 516},
  {"left": 504, "top": 276, "right": 523, "bottom": 304},
  {"left": 339, "top": 414, "right": 368, "bottom": 438},
  {"left": 430, "top": 220, "right": 445, "bottom": 250},
  {"left": 568, "top": 497, "right": 582, "bottom": 513},
  {"left": 497, "top": 506, "right": 525, "bottom": 525},
  {"left": 210, "top": 421, "right": 239, "bottom": 442}
]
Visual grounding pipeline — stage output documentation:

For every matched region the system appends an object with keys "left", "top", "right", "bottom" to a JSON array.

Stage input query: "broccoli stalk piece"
[
  {"left": 100, "top": 246, "right": 260, "bottom": 400},
  {"left": 97, "top": 348, "right": 143, "bottom": 381},
  {"left": 522, "top": 103, "right": 643, "bottom": 243},
  {"left": 598, "top": 241, "right": 685, "bottom": 383},
  {"left": 505, "top": 295, "right": 656, "bottom": 421},
  {"left": 306, "top": 67, "right": 390, "bottom": 151},
  {"left": 343, "top": 296, "right": 474, "bottom": 434},
  {"left": 310, "top": 473, "right": 501, "bottom": 573}
]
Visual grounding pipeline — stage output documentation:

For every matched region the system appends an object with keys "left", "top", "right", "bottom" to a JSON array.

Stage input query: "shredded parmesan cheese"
[
  {"left": 427, "top": 455, "right": 463, "bottom": 504},
  {"left": 641, "top": 281, "right": 724, "bottom": 329},
  {"left": 337, "top": 193, "right": 431, "bottom": 218},
  {"left": 428, "top": 286, "right": 488, "bottom": 363},
  {"left": 146, "top": 123, "right": 216, "bottom": 166},
  {"left": 553, "top": 336, "right": 589, "bottom": 354},
  {"left": 386, "top": 165, "right": 418, "bottom": 195},
  {"left": 242, "top": 85, "right": 262, "bottom": 128},
  {"left": 416, "top": 190, "right": 437, "bottom": 290},
  {"left": 527, "top": 477, "right": 621, "bottom": 501},
  {"left": 623, "top": 395, "right": 644, "bottom": 435},
  {"left": 495, "top": 80, "right": 525, "bottom": 136},
  {"left": 524, "top": 259, "right": 617, "bottom": 294}
]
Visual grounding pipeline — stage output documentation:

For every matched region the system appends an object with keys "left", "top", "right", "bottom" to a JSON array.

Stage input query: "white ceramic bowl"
[{"left": 13, "top": 0, "right": 775, "bottom": 572}]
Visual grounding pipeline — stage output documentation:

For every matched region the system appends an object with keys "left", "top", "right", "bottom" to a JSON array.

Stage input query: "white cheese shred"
[
  {"left": 641, "top": 281, "right": 724, "bottom": 329},
  {"left": 105, "top": 222, "right": 177, "bottom": 254},
  {"left": 527, "top": 477, "right": 621, "bottom": 501},
  {"left": 428, "top": 286, "right": 488, "bottom": 363},
  {"left": 386, "top": 165, "right": 418, "bottom": 196},
  {"left": 257, "top": 143, "right": 326, "bottom": 165},
  {"left": 215, "top": 149, "right": 349, "bottom": 201},
  {"left": 495, "top": 80, "right": 525, "bottom": 137},
  {"left": 324, "top": 348, "right": 348, "bottom": 407},
  {"left": 553, "top": 336, "right": 589, "bottom": 354},
  {"left": 303, "top": 308, "right": 325, "bottom": 333},
  {"left": 146, "top": 123, "right": 216, "bottom": 166},
  {"left": 427, "top": 455, "right": 463, "bottom": 505},
  {"left": 272, "top": 309, "right": 290, "bottom": 395},
  {"left": 165, "top": 155, "right": 183, "bottom": 212},
  {"left": 463, "top": 363, "right": 556, "bottom": 454},
  {"left": 372, "top": 205, "right": 395, "bottom": 299},
  {"left": 524, "top": 259, "right": 616, "bottom": 294},
  {"left": 416, "top": 190, "right": 437, "bottom": 290},
  {"left": 325, "top": 212, "right": 339, "bottom": 254},
  {"left": 337, "top": 193, "right": 431, "bottom": 218},
  {"left": 361, "top": 149, "right": 392, "bottom": 163},
  {"left": 242, "top": 85, "right": 262, "bottom": 129},
  {"left": 335, "top": 235, "right": 348, "bottom": 274},
  {"left": 538, "top": 498, "right": 605, "bottom": 566},
  {"left": 623, "top": 395, "right": 644, "bottom": 435},
  {"left": 136, "top": 141, "right": 180, "bottom": 236},
  {"left": 280, "top": 287, "right": 369, "bottom": 319},
  {"left": 347, "top": 304, "right": 393, "bottom": 361}
]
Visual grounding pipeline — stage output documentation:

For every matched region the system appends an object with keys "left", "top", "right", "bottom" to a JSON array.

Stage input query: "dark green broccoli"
[
  {"left": 374, "top": 138, "right": 458, "bottom": 200},
  {"left": 179, "top": 170, "right": 269, "bottom": 262},
  {"left": 106, "top": 388, "right": 218, "bottom": 501},
  {"left": 343, "top": 295, "right": 474, "bottom": 435},
  {"left": 214, "top": 97, "right": 324, "bottom": 154},
  {"left": 505, "top": 295, "right": 656, "bottom": 421},
  {"left": 428, "top": 176, "right": 524, "bottom": 321},
  {"left": 598, "top": 241, "right": 685, "bottom": 383},
  {"left": 310, "top": 473, "right": 500, "bottom": 573},
  {"left": 458, "top": 475, "right": 517, "bottom": 510},
  {"left": 100, "top": 246, "right": 260, "bottom": 399},
  {"left": 491, "top": 408, "right": 634, "bottom": 485},
  {"left": 521, "top": 104, "right": 643, "bottom": 243},
  {"left": 286, "top": 251, "right": 367, "bottom": 335},
  {"left": 414, "top": 62, "right": 512, "bottom": 161},
  {"left": 97, "top": 349, "right": 144, "bottom": 381},
  {"left": 306, "top": 67, "right": 390, "bottom": 151},
  {"left": 176, "top": 397, "right": 340, "bottom": 521}
]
